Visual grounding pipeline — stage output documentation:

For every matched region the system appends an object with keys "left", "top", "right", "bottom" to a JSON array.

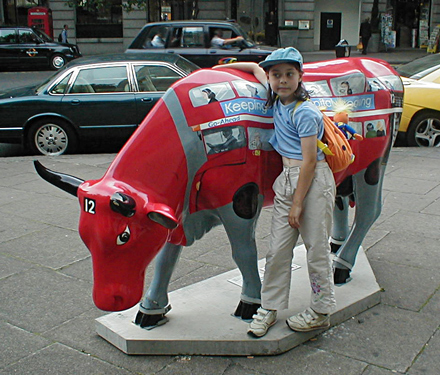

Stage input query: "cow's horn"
[
  {"left": 34, "top": 160, "right": 84, "bottom": 197},
  {"left": 110, "top": 192, "right": 136, "bottom": 217}
]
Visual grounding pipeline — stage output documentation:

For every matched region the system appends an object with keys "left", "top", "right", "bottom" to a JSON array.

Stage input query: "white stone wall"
[
  {"left": 122, "top": 8, "right": 147, "bottom": 50},
  {"left": 50, "top": 0, "right": 76, "bottom": 42},
  {"left": 313, "top": 0, "right": 361, "bottom": 50},
  {"left": 197, "top": 0, "right": 228, "bottom": 20},
  {"left": 48, "top": 1, "right": 147, "bottom": 55},
  {"left": 280, "top": 0, "right": 315, "bottom": 51}
]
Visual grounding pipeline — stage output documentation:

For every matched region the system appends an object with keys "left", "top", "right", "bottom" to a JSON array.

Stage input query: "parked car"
[
  {"left": 0, "top": 53, "right": 199, "bottom": 155},
  {"left": 396, "top": 53, "right": 440, "bottom": 84},
  {"left": 0, "top": 26, "right": 81, "bottom": 70},
  {"left": 126, "top": 20, "right": 275, "bottom": 67},
  {"left": 395, "top": 53, "right": 440, "bottom": 147}
]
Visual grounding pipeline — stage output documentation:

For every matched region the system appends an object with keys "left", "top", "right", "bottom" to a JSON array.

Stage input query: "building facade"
[{"left": 1, "top": 0, "right": 439, "bottom": 55}]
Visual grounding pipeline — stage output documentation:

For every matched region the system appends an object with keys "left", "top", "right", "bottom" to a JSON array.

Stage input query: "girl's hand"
[
  {"left": 212, "top": 62, "right": 267, "bottom": 85},
  {"left": 288, "top": 204, "right": 302, "bottom": 228},
  {"left": 288, "top": 135, "right": 318, "bottom": 229}
]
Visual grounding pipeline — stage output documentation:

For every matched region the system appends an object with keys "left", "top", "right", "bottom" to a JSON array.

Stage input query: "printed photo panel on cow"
[{"left": 204, "top": 126, "right": 246, "bottom": 155}]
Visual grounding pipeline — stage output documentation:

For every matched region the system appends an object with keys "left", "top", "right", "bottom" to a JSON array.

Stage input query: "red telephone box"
[{"left": 28, "top": 7, "right": 53, "bottom": 39}]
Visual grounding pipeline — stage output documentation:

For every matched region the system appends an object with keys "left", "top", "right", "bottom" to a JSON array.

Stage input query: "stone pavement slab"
[
  {"left": 307, "top": 304, "right": 438, "bottom": 373},
  {"left": 4, "top": 343, "right": 134, "bottom": 375},
  {"left": 1, "top": 147, "right": 439, "bottom": 374}
]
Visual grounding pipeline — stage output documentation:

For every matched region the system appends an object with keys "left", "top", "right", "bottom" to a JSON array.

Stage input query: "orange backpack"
[{"left": 293, "top": 101, "right": 354, "bottom": 173}]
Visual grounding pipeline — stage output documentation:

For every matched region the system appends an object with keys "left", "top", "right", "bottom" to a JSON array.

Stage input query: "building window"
[
  {"left": 76, "top": 0, "right": 122, "bottom": 38},
  {"left": 2, "top": 0, "right": 39, "bottom": 26}
]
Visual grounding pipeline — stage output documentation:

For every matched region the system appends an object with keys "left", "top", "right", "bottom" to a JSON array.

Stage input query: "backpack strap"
[{"left": 291, "top": 100, "right": 330, "bottom": 154}]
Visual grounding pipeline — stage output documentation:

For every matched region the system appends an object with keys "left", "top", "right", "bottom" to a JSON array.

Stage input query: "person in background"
[
  {"left": 359, "top": 18, "right": 372, "bottom": 55},
  {"left": 211, "top": 29, "right": 244, "bottom": 48},
  {"left": 61, "top": 25, "right": 68, "bottom": 44},
  {"left": 265, "top": 11, "right": 278, "bottom": 46},
  {"left": 151, "top": 30, "right": 166, "bottom": 48}
]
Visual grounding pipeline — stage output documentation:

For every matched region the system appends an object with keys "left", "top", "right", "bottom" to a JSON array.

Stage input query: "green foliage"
[
  {"left": 122, "top": 0, "right": 148, "bottom": 11},
  {"left": 66, "top": 0, "right": 148, "bottom": 12}
]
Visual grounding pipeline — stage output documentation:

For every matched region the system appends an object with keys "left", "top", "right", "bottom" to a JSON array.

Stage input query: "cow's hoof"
[
  {"left": 334, "top": 267, "right": 351, "bottom": 284},
  {"left": 234, "top": 300, "right": 260, "bottom": 320},
  {"left": 330, "top": 242, "right": 341, "bottom": 254},
  {"left": 134, "top": 310, "right": 169, "bottom": 329}
]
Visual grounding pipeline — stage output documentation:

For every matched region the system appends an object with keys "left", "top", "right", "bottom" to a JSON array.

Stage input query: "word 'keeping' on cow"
[{"left": 35, "top": 57, "right": 403, "bottom": 328}]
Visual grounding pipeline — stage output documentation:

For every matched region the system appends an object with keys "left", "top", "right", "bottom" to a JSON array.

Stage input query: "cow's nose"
[{"left": 113, "top": 295, "right": 124, "bottom": 308}]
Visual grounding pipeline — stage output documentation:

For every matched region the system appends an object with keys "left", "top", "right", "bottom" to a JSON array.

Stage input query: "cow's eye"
[{"left": 117, "top": 225, "right": 130, "bottom": 245}]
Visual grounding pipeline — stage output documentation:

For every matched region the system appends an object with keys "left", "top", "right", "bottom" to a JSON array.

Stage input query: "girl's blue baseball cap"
[{"left": 259, "top": 47, "right": 303, "bottom": 70}]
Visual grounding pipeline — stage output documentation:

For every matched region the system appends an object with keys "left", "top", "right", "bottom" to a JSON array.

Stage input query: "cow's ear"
[{"left": 146, "top": 203, "right": 178, "bottom": 229}]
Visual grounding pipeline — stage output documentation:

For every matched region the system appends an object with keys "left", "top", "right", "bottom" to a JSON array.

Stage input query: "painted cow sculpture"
[{"left": 35, "top": 57, "right": 403, "bottom": 328}]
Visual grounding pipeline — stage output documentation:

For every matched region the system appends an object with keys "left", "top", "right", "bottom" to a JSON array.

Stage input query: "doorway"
[{"left": 320, "top": 12, "right": 341, "bottom": 50}]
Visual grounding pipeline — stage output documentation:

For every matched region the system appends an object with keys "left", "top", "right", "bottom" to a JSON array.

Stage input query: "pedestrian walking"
[
  {"left": 60, "top": 24, "right": 68, "bottom": 44},
  {"left": 360, "top": 18, "right": 372, "bottom": 55}
]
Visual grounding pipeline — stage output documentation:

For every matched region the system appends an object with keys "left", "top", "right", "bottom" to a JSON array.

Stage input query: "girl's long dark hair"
[{"left": 264, "top": 62, "right": 310, "bottom": 108}]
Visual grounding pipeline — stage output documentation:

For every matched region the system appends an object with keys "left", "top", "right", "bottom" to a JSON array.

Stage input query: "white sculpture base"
[{"left": 96, "top": 246, "right": 380, "bottom": 355}]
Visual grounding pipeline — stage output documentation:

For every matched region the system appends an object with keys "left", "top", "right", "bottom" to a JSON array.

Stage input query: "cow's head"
[{"left": 34, "top": 161, "right": 178, "bottom": 311}]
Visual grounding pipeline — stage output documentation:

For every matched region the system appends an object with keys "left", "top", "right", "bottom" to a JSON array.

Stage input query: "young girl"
[{"left": 215, "top": 47, "right": 336, "bottom": 337}]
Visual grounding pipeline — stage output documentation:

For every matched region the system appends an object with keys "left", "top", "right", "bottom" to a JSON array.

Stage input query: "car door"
[
  {"left": 133, "top": 63, "right": 185, "bottom": 124},
  {"left": 134, "top": 24, "right": 170, "bottom": 52},
  {"left": 164, "top": 26, "right": 209, "bottom": 67},
  {"left": 206, "top": 26, "right": 246, "bottom": 67},
  {"left": 61, "top": 64, "right": 137, "bottom": 140},
  {"left": 17, "top": 29, "right": 47, "bottom": 67},
  {"left": 0, "top": 28, "right": 19, "bottom": 67}
]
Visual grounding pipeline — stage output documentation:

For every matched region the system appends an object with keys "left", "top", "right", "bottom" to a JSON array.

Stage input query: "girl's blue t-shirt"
[{"left": 270, "top": 99, "right": 325, "bottom": 161}]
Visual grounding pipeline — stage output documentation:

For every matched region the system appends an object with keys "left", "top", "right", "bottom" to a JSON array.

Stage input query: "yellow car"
[{"left": 396, "top": 54, "right": 440, "bottom": 147}]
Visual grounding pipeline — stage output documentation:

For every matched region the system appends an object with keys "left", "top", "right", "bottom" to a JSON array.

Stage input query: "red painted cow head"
[{"left": 34, "top": 161, "right": 178, "bottom": 311}]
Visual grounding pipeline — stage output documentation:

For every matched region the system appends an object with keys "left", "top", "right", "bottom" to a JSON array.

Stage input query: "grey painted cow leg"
[
  {"left": 218, "top": 203, "right": 262, "bottom": 320},
  {"left": 331, "top": 195, "right": 350, "bottom": 253},
  {"left": 334, "top": 159, "right": 385, "bottom": 284},
  {"left": 135, "top": 242, "right": 183, "bottom": 328}
]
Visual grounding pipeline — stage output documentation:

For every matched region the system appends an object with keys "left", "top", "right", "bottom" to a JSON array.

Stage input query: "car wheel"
[
  {"left": 407, "top": 111, "right": 440, "bottom": 147},
  {"left": 28, "top": 120, "right": 78, "bottom": 156},
  {"left": 50, "top": 54, "right": 67, "bottom": 70}
]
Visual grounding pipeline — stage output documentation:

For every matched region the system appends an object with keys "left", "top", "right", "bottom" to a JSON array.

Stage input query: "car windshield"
[
  {"left": 175, "top": 58, "right": 200, "bottom": 74},
  {"left": 35, "top": 69, "right": 66, "bottom": 94},
  {"left": 33, "top": 28, "right": 53, "bottom": 42},
  {"left": 234, "top": 24, "right": 256, "bottom": 47},
  {"left": 396, "top": 54, "right": 440, "bottom": 79}
]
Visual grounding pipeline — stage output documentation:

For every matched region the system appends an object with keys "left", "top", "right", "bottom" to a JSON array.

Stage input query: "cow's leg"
[
  {"left": 333, "top": 159, "right": 385, "bottom": 284},
  {"left": 135, "top": 242, "right": 183, "bottom": 328},
  {"left": 218, "top": 203, "right": 262, "bottom": 320},
  {"left": 331, "top": 196, "right": 350, "bottom": 253}
]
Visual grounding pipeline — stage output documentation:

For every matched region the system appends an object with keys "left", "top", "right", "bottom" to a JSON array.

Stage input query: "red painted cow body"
[{"left": 35, "top": 57, "right": 403, "bottom": 327}]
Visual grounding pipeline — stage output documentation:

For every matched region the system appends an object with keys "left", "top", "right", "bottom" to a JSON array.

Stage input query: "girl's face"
[{"left": 266, "top": 63, "right": 303, "bottom": 104}]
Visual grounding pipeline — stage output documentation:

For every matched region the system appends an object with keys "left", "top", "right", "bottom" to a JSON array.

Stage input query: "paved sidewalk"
[
  {"left": 301, "top": 46, "right": 429, "bottom": 65},
  {"left": 0, "top": 147, "right": 439, "bottom": 374}
]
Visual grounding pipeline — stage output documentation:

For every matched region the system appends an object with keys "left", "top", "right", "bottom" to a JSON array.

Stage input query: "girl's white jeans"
[{"left": 261, "top": 162, "right": 337, "bottom": 314}]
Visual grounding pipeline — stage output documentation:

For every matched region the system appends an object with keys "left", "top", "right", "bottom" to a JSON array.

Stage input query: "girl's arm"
[
  {"left": 288, "top": 135, "right": 317, "bottom": 228},
  {"left": 212, "top": 62, "right": 267, "bottom": 85}
]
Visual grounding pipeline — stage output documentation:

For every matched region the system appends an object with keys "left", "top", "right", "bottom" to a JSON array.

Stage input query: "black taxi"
[
  {"left": 0, "top": 26, "right": 81, "bottom": 70},
  {"left": 126, "top": 20, "right": 275, "bottom": 68}
]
